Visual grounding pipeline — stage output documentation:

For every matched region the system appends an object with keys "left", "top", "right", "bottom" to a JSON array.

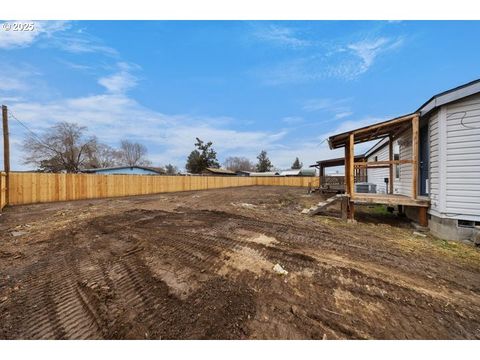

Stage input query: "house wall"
[
  {"left": 366, "top": 146, "right": 389, "bottom": 194},
  {"left": 428, "top": 110, "right": 440, "bottom": 212},
  {"left": 426, "top": 94, "right": 480, "bottom": 241},
  {"left": 444, "top": 95, "right": 480, "bottom": 218},
  {"left": 396, "top": 131, "right": 413, "bottom": 198},
  {"left": 91, "top": 167, "right": 159, "bottom": 175}
]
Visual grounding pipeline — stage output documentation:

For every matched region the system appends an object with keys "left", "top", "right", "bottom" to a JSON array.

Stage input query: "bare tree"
[
  {"left": 119, "top": 140, "right": 151, "bottom": 166},
  {"left": 86, "top": 143, "right": 122, "bottom": 169},
  {"left": 23, "top": 122, "right": 97, "bottom": 173},
  {"left": 224, "top": 156, "right": 255, "bottom": 172}
]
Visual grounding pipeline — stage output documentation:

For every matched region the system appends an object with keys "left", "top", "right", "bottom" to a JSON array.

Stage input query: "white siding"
[
  {"left": 397, "top": 131, "right": 413, "bottom": 197},
  {"left": 367, "top": 146, "right": 389, "bottom": 194},
  {"left": 428, "top": 111, "right": 440, "bottom": 212},
  {"left": 444, "top": 94, "right": 480, "bottom": 217}
]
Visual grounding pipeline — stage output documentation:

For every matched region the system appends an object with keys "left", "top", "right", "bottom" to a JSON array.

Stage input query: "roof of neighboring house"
[
  {"left": 203, "top": 167, "right": 237, "bottom": 175},
  {"left": 82, "top": 166, "right": 165, "bottom": 174},
  {"left": 248, "top": 171, "right": 280, "bottom": 176},
  {"left": 279, "top": 169, "right": 316, "bottom": 176},
  {"left": 310, "top": 154, "right": 365, "bottom": 168}
]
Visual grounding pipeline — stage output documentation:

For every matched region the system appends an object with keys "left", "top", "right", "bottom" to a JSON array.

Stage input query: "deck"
[{"left": 352, "top": 193, "right": 430, "bottom": 207}]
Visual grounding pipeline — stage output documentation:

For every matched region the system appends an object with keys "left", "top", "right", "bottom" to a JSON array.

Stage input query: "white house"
[{"left": 327, "top": 79, "right": 480, "bottom": 242}]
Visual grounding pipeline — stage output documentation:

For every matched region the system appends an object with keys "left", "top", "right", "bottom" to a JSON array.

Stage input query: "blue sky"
[{"left": 1, "top": 20, "right": 480, "bottom": 171}]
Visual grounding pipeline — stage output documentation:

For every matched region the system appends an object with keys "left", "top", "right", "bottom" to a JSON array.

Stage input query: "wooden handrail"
[{"left": 354, "top": 160, "right": 413, "bottom": 167}]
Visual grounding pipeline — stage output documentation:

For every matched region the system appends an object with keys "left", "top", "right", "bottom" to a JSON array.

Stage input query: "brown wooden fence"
[{"left": 6, "top": 172, "right": 319, "bottom": 206}]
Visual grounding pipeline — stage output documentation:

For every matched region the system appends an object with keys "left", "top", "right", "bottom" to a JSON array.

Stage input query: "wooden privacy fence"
[
  {"left": 7, "top": 172, "right": 320, "bottom": 206},
  {"left": 1, "top": 172, "right": 6, "bottom": 210}
]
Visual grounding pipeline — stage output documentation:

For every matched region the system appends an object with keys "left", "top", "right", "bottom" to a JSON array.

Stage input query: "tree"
[
  {"left": 256, "top": 150, "right": 273, "bottom": 172},
  {"left": 86, "top": 143, "right": 122, "bottom": 169},
  {"left": 291, "top": 157, "right": 303, "bottom": 169},
  {"left": 224, "top": 156, "right": 255, "bottom": 172},
  {"left": 23, "top": 121, "right": 97, "bottom": 173},
  {"left": 164, "top": 163, "right": 179, "bottom": 175},
  {"left": 185, "top": 138, "right": 220, "bottom": 173},
  {"left": 119, "top": 140, "right": 151, "bottom": 166}
]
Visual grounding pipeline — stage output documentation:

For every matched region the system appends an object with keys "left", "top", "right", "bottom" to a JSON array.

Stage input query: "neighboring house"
[
  {"left": 82, "top": 166, "right": 165, "bottom": 175},
  {"left": 279, "top": 169, "right": 316, "bottom": 176},
  {"left": 202, "top": 167, "right": 237, "bottom": 176},
  {"left": 248, "top": 171, "right": 280, "bottom": 177},
  {"left": 325, "top": 79, "right": 480, "bottom": 242},
  {"left": 235, "top": 170, "right": 252, "bottom": 176}
]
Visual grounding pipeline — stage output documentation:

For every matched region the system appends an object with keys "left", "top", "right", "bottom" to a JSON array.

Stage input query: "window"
[
  {"left": 374, "top": 156, "right": 378, "bottom": 162},
  {"left": 458, "top": 220, "right": 475, "bottom": 228}
]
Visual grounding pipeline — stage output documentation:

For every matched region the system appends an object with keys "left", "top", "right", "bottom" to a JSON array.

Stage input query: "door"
[{"left": 419, "top": 124, "right": 429, "bottom": 196}]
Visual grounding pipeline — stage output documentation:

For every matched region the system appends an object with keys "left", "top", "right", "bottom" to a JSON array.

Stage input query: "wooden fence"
[
  {"left": 1, "top": 172, "right": 6, "bottom": 210},
  {"left": 6, "top": 172, "right": 319, "bottom": 206}
]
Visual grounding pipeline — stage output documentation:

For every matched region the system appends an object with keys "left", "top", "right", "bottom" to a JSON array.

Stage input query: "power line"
[{"left": 7, "top": 109, "right": 51, "bottom": 148}]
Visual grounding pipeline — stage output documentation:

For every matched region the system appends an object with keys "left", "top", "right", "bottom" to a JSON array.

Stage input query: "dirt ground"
[{"left": 1, "top": 186, "right": 479, "bottom": 339}]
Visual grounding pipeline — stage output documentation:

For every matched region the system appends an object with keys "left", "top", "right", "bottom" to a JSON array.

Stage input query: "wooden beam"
[
  {"left": 352, "top": 113, "right": 419, "bottom": 136},
  {"left": 354, "top": 160, "right": 413, "bottom": 167},
  {"left": 348, "top": 133, "right": 355, "bottom": 200},
  {"left": 352, "top": 194, "right": 430, "bottom": 207},
  {"left": 411, "top": 115, "right": 419, "bottom": 199},
  {"left": 388, "top": 135, "right": 394, "bottom": 195}
]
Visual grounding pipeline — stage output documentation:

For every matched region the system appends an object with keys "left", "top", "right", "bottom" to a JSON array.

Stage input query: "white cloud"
[
  {"left": 257, "top": 35, "right": 405, "bottom": 84},
  {"left": 0, "top": 21, "right": 69, "bottom": 49},
  {"left": 334, "top": 111, "right": 353, "bottom": 119},
  {"left": 7, "top": 88, "right": 290, "bottom": 170},
  {"left": 98, "top": 62, "right": 139, "bottom": 94},
  {"left": 346, "top": 37, "right": 404, "bottom": 75},
  {"left": 253, "top": 24, "right": 311, "bottom": 48},
  {"left": 52, "top": 33, "right": 118, "bottom": 56},
  {"left": 302, "top": 98, "right": 352, "bottom": 118}
]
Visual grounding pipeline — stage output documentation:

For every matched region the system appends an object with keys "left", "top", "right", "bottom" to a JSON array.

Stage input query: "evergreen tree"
[
  {"left": 256, "top": 150, "right": 273, "bottom": 172},
  {"left": 185, "top": 138, "right": 220, "bottom": 173},
  {"left": 291, "top": 157, "right": 303, "bottom": 169}
]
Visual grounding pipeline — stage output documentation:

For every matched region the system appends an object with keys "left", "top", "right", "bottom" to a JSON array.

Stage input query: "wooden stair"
[{"left": 301, "top": 194, "right": 344, "bottom": 216}]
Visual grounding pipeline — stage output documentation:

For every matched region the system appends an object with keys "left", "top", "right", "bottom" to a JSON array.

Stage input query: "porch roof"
[{"left": 328, "top": 112, "right": 419, "bottom": 149}]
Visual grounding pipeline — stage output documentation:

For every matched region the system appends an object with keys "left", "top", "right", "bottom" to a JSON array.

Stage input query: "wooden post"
[
  {"left": 411, "top": 115, "right": 419, "bottom": 200},
  {"left": 343, "top": 133, "right": 355, "bottom": 222},
  {"left": 348, "top": 133, "right": 355, "bottom": 200},
  {"left": 344, "top": 143, "right": 350, "bottom": 195},
  {"left": 418, "top": 207, "right": 428, "bottom": 227},
  {"left": 2, "top": 105, "right": 10, "bottom": 205},
  {"left": 319, "top": 164, "right": 324, "bottom": 187},
  {"left": 388, "top": 134, "right": 394, "bottom": 194}
]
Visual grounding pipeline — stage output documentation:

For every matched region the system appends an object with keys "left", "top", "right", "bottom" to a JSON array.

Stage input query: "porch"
[{"left": 328, "top": 112, "right": 430, "bottom": 226}]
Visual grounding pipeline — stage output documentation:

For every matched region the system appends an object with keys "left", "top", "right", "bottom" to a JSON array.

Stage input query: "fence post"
[{"left": 2, "top": 105, "right": 10, "bottom": 206}]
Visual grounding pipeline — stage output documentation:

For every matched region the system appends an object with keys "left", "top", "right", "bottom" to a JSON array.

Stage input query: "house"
[
  {"left": 325, "top": 79, "right": 480, "bottom": 242},
  {"left": 202, "top": 167, "right": 237, "bottom": 176},
  {"left": 82, "top": 166, "right": 165, "bottom": 175},
  {"left": 279, "top": 169, "right": 316, "bottom": 176},
  {"left": 235, "top": 170, "right": 257, "bottom": 176},
  {"left": 248, "top": 171, "right": 280, "bottom": 176}
]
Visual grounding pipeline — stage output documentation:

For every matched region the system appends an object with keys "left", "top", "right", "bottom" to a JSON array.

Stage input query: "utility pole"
[{"left": 2, "top": 105, "right": 10, "bottom": 204}]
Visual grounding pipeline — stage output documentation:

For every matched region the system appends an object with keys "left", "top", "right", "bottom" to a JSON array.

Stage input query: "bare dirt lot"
[{"left": 1, "top": 186, "right": 479, "bottom": 339}]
